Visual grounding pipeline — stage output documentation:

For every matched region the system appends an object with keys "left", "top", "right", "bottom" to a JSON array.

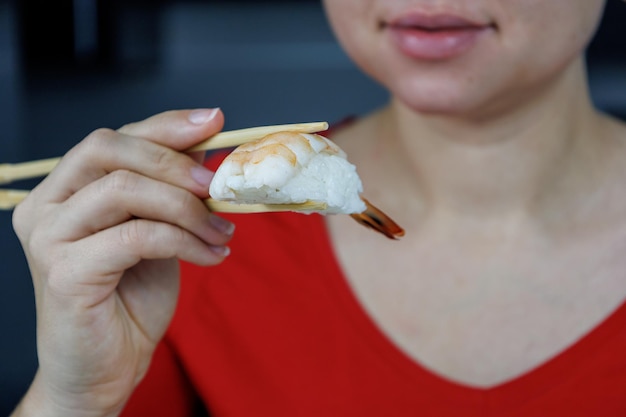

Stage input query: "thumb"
[{"left": 118, "top": 108, "right": 225, "bottom": 151}]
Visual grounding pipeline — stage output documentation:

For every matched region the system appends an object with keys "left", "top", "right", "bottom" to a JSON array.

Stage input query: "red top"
[{"left": 122, "top": 209, "right": 626, "bottom": 416}]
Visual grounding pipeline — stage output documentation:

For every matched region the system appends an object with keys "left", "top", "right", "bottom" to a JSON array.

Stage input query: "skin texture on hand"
[{"left": 11, "top": 109, "right": 234, "bottom": 417}]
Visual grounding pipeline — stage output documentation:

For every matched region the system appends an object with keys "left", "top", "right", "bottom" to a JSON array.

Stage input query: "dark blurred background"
[{"left": 0, "top": 0, "right": 624, "bottom": 413}]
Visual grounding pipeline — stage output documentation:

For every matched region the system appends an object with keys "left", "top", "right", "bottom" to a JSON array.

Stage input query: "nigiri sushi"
[{"left": 209, "top": 131, "right": 404, "bottom": 239}]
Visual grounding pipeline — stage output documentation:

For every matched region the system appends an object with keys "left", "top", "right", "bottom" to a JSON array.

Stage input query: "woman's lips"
[{"left": 385, "top": 13, "right": 493, "bottom": 61}]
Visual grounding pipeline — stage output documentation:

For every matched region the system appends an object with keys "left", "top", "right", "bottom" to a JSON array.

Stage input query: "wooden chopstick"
[
  {"left": 0, "top": 121, "right": 328, "bottom": 185},
  {"left": 204, "top": 199, "right": 327, "bottom": 213},
  {"left": 0, "top": 189, "right": 28, "bottom": 210},
  {"left": 0, "top": 189, "right": 327, "bottom": 213},
  {"left": 0, "top": 158, "right": 61, "bottom": 186},
  {"left": 186, "top": 121, "right": 328, "bottom": 152}
]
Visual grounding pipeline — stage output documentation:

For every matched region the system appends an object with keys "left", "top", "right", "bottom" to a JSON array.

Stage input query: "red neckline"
[{"left": 310, "top": 214, "right": 626, "bottom": 409}]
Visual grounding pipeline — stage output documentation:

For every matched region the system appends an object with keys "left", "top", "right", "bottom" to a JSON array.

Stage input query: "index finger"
[{"left": 26, "top": 109, "right": 224, "bottom": 207}]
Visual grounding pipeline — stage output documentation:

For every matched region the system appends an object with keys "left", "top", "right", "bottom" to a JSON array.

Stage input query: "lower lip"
[{"left": 387, "top": 26, "right": 490, "bottom": 61}]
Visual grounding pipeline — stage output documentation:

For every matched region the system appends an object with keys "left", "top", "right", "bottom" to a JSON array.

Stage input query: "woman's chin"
[
  {"left": 381, "top": 75, "right": 487, "bottom": 118},
  {"left": 388, "top": 76, "right": 521, "bottom": 120},
  {"left": 395, "top": 94, "right": 486, "bottom": 118}
]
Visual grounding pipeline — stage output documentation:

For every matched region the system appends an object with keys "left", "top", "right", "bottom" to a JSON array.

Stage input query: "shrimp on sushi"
[{"left": 209, "top": 131, "right": 404, "bottom": 239}]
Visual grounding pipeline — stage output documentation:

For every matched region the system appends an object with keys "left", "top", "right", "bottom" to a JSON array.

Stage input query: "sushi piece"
[
  {"left": 209, "top": 131, "right": 404, "bottom": 239},
  {"left": 209, "top": 131, "right": 364, "bottom": 214}
]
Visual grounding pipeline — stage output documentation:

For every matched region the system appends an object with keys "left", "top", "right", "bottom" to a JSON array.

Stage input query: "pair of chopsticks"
[{"left": 0, "top": 121, "right": 329, "bottom": 213}]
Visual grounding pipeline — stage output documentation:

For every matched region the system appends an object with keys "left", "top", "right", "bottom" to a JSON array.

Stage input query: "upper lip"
[{"left": 385, "top": 11, "right": 492, "bottom": 31}]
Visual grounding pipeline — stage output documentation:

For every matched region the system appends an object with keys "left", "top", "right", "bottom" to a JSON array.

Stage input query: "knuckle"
[
  {"left": 119, "top": 220, "right": 186, "bottom": 256},
  {"left": 151, "top": 146, "right": 176, "bottom": 168},
  {"left": 11, "top": 200, "right": 31, "bottom": 240},
  {"left": 117, "top": 121, "right": 136, "bottom": 134},
  {"left": 69, "top": 128, "right": 118, "bottom": 162},
  {"left": 101, "top": 169, "right": 139, "bottom": 196},
  {"left": 175, "top": 190, "right": 197, "bottom": 215},
  {"left": 158, "top": 221, "right": 188, "bottom": 248},
  {"left": 119, "top": 220, "right": 144, "bottom": 247},
  {"left": 83, "top": 128, "right": 117, "bottom": 152},
  {"left": 169, "top": 226, "right": 188, "bottom": 247},
  {"left": 12, "top": 192, "right": 50, "bottom": 247}
]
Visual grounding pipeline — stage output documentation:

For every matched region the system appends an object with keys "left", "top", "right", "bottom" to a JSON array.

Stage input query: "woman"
[{"left": 11, "top": 0, "right": 626, "bottom": 416}]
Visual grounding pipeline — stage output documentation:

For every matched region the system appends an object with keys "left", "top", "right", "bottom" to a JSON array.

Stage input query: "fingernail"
[
  {"left": 191, "top": 165, "right": 214, "bottom": 188},
  {"left": 209, "top": 214, "right": 235, "bottom": 236},
  {"left": 209, "top": 245, "right": 231, "bottom": 257},
  {"left": 189, "top": 108, "right": 220, "bottom": 125}
]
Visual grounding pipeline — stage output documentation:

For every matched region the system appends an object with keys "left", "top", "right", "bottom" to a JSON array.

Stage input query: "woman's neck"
[{"left": 376, "top": 58, "right": 609, "bottom": 225}]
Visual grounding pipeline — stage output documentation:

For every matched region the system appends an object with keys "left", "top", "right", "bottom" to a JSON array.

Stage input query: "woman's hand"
[{"left": 11, "top": 109, "right": 234, "bottom": 417}]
